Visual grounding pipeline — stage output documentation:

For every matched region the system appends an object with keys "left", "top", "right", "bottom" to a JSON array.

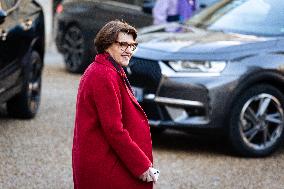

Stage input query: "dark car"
[
  {"left": 54, "top": 0, "right": 153, "bottom": 73},
  {"left": 0, "top": 0, "right": 45, "bottom": 118},
  {"left": 127, "top": 0, "right": 284, "bottom": 157}
]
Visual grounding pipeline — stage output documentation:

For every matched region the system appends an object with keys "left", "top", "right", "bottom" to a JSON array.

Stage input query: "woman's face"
[{"left": 106, "top": 32, "right": 137, "bottom": 67}]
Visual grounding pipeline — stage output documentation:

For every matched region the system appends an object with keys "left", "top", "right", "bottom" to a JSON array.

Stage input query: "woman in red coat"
[{"left": 72, "top": 20, "right": 159, "bottom": 189}]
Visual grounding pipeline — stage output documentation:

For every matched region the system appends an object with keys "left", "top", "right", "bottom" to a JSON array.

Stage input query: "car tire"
[
  {"left": 7, "top": 51, "right": 43, "bottom": 119},
  {"left": 61, "top": 25, "right": 91, "bottom": 73},
  {"left": 229, "top": 84, "right": 284, "bottom": 157}
]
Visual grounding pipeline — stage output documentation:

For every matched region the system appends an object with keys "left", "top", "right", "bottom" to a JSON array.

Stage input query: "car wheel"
[
  {"left": 61, "top": 25, "right": 90, "bottom": 73},
  {"left": 7, "top": 51, "right": 43, "bottom": 119},
  {"left": 229, "top": 84, "right": 284, "bottom": 157}
]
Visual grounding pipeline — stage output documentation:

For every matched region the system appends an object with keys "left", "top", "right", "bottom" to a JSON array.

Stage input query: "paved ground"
[
  {"left": 1, "top": 41, "right": 284, "bottom": 189},
  {"left": 1, "top": 1, "right": 284, "bottom": 189}
]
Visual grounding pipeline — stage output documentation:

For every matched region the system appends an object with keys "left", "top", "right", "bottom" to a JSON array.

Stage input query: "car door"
[
  {"left": 84, "top": 0, "right": 152, "bottom": 34},
  {"left": 0, "top": 0, "right": 21, "bottom": 95}
]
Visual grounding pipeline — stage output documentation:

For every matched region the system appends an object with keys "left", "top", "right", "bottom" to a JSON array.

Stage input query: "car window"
[{"left": 188, "top": 0, "right": 284, "bottom": 37}]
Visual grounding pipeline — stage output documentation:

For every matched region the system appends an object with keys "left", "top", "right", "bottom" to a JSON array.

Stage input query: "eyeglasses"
[{"left": 115, "top": 41, "right": 138, "bottom": 51}]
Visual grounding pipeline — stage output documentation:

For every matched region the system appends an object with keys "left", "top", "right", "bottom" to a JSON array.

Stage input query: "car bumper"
[{"left": 128, "top": 59, "right": 239, "bottom": 129}]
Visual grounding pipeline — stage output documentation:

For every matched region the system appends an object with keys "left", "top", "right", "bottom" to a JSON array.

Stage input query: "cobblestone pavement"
[{"left": 0, "top": 45, "right": 284, "bottom": 189}]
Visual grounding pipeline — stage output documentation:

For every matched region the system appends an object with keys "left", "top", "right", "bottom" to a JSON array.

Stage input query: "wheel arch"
[
  {"left": 64, "top": 21, "right": 97, "bottom": 52},
  {"left": 31, "top": 37, "right": 45, "bottom": 63},
  {"left": 60, "top": 21, "right": 96, "bottom": 73},
  {"left": 32, "top": 6, "right": 45, "bottom": 63},
  {"left": 224, "top": 70, "right": 284, "bottom": 127}
]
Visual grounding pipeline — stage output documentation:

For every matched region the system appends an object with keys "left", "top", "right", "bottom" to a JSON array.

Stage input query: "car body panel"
[
  {"left": 0, "top": 0, "right": 45, "bottom": 104},
  {"left": 130, "top": 51, "right": 284, "bottom": 129},
  {"left": 136, "top": 29, "right": 281, "bottom": 61},
  {"left": 126, "top": 0, "right": 284, "bottom": 132}
]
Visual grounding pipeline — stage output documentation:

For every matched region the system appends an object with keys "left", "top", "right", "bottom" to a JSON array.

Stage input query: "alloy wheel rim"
[
  {"left": 62, "top": 26, "right": 84, "bottom": 71},
  {"left": 27, "top": 55, "right": 41, "bottom": 113},
  {"left": 239, "top": 93, "right": 284, "bottom": 151}
]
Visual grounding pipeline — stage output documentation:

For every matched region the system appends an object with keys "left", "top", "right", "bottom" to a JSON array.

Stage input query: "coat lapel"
[{"left": 122, "top": 81, "right": 149, "bottom": 120}]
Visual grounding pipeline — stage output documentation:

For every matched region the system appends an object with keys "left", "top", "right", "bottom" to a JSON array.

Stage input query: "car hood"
[{"left": 135, "top": 24, "right": 278, "bottom": 61}]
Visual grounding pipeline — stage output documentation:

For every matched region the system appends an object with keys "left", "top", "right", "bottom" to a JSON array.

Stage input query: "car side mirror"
[{"left": 0, "top": 10, "right": 7, "bottom": 25}]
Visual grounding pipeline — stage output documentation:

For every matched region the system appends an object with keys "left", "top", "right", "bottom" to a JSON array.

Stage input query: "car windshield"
[{"left": 187, "top": 0, "right": 284, "bottom": 37}]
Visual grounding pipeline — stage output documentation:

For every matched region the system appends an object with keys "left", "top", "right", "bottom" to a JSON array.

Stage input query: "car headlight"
[{"left": 168, "top": 60, "right": 227, "bottom": 73}]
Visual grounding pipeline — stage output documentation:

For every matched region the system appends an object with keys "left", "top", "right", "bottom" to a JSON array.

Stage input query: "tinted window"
[{"left": 189, "top": 0, "right": 284, "bottom": 36}]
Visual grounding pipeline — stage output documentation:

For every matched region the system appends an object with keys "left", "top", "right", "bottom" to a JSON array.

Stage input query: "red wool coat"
[{"left": 72, "top": 53, "right": 153, "bottom": 189}]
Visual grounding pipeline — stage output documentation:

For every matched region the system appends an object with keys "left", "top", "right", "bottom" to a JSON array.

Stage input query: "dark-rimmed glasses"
[{"left": 115, "top": 41, "right": 138, "bottom": 51}]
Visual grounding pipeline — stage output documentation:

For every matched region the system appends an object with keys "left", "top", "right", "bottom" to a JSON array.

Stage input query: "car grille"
[{"left": 125, "top": 57, "right": 161, "bottom": 93}]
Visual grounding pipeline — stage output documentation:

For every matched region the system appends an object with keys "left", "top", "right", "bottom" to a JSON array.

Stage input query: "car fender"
[{"left": 224, "top": 70, "right": 284, "bottom": 126}]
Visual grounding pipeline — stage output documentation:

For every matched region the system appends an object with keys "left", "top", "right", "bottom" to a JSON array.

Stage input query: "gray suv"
[{"left": 127, "top": 0, "right": 284, "bottom": 157}]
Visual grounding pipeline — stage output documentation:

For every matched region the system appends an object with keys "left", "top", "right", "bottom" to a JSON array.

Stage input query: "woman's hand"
[{"left": 139, "top": 167, "right": 160, "bottom": 183}]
